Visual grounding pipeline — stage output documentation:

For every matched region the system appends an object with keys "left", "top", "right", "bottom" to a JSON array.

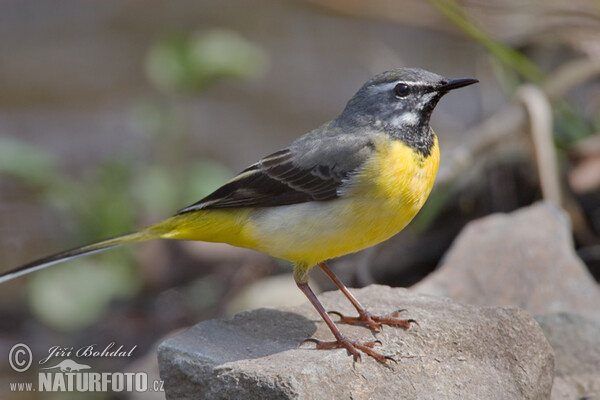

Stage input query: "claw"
[
  {"left": 300, "top": 338, "right": 321, "bottom": 347},
  {"left": 391, "top": 309, "right": 408, "bottom": 317},
  {"left": 327, "top": 311, "right": 344, "bottom": 319},
  {"left": 406, "top": 319, "right": 420, "bottom": 328},
  {"left": 384, "top": 355, "right": 398, "bottom": 364}
]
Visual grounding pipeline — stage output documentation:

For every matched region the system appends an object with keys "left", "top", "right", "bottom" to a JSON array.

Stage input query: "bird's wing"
[{"left": 176, "top": 128, "right": 376, "bottom": 213}]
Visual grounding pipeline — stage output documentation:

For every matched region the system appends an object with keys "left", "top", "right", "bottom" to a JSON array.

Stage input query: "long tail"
[{"left": 0, "top": 230, "right": 160, "bottom": 284}]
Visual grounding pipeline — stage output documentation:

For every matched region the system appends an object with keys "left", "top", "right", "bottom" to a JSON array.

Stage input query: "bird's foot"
[
  {"left": 302, "top": 337, "right": 395, "bottom": 363},
  {"left": 328, "top": 309, "right": 418, "bottom": 332}
]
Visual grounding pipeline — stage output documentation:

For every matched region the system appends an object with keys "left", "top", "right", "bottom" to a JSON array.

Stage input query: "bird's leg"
[
  {"left": 296, "top": 280, "right": 391, "bottom": 363},
  {"left": 318, "top": 262, "right": 417, "bottom": 331}
]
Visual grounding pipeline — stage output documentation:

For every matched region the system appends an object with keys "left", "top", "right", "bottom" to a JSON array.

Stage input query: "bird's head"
[{"left": 338, "top": 68, "right": 478, "bottom": 152}]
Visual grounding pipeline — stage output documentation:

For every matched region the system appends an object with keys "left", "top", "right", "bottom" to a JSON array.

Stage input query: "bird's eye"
[{"left": 394, "top": 83, "right": 410, "bottom": 98}]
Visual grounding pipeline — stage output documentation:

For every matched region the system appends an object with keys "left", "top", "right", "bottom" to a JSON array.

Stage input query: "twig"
[{"left": 516, "top": 85, "right": 561, "bottom": 206}]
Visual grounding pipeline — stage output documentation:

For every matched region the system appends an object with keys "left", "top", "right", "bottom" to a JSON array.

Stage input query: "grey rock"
[
  {"left": 536, "top": 313, "right": 600, "bottom": 400},
  {"left": 158, "top": 285, "right": 553, "bottom": 400},
  {"left": 412, "top": 202, "right": 600, "bottom": 320}
]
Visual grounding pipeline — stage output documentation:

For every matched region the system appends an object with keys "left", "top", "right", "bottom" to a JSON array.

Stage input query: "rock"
[
  {"left": 535, "top": 313, "right": 600, "bottom": 400},
  {"left": 412, "top": 202, "right": 600, "bottom": 320},
  {"left": 158, "top": 285, "right": 553, "bottom": 400}
]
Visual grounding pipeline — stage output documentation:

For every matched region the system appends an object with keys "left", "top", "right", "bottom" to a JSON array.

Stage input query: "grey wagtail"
[{"left": 0, "top": 68, "right": 477, "bottom": 363}]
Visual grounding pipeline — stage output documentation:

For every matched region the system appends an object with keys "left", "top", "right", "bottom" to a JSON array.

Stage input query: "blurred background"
[{"left": 1, "top": 0, "right": 599, "bottom": 398}]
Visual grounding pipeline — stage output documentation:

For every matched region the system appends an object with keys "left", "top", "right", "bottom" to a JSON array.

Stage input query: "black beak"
[{"left": 437, "top": 78, "right": 479, "bottom": 92}]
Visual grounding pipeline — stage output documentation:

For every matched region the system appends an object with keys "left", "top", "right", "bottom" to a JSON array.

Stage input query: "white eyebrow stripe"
[{"left": 372, "top": 81, "right": 433, "bottom": 91}]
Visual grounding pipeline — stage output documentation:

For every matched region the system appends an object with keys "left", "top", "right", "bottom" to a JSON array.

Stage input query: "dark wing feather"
[
  {"left": 176, "top": 120, "right": 379, "bottom": 214},
  {"left": 176, "top": 148, "right": 345, "bottom": 213}
]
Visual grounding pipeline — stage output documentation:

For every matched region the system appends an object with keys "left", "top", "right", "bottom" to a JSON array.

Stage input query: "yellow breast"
[
  {"left": 325, "top": 134, "right": 440, "bottom": 256},
  {"left": 244, "top": 135, "right": 440, "bottom": 267},
  {"left": 363, "top": 134, "right": 440, "bottom": 216}
]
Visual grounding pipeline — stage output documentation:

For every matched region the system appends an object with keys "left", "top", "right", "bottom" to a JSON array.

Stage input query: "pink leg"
[
  {"left": 296, "top": 280, "right": 393, "bottom": 363},
  {"left": 318, "top": 262, "right": 417, "bottom": 331}
]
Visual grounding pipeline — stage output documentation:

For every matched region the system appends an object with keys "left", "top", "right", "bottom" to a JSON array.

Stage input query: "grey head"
[{"left": 335, "top": 68, "right": 478, "bottom": 156}]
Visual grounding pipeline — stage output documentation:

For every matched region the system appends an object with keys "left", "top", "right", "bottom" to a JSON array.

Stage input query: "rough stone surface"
[
  {"left": 158, "top": 285, "right": 554, "bottom": 400},
  {"left": 412, "top": 202, "right": 600, "bottom": 320},
  {"left": 536, "top": 313, "right": 600, "bottom": 400}
]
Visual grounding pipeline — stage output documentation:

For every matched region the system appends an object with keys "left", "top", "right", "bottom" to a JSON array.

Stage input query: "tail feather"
[{"left": 0, "top": 230, "right": 158, "bottom": 284}]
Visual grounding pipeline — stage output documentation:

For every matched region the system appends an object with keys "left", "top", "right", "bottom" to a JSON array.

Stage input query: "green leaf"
[
  {"left": 0, "top": 137, "right": 58, "bottom": 187},
  {"left": 145, "top": 29, "right": 268, "bottom": 93},
  {"left": 28, "top": 255, "right": 139, "bottom": 331}
]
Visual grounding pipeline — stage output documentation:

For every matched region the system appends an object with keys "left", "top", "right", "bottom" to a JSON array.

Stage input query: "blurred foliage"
[
  {"left": 29, "top": 256, "right": 139, "bottom": 331},
  {"left": 428, "top": 0, "right": 544, "bottom": 84},
  {"left": 130, "top": 100, "right": 233, "bottom": 216},
  {"left": 146, "top": 28, "right": 268, "bottom": 94},
  {"left": 411, "top": 182, "right": 456, "bottom": 234},
  {"left": 0, "top": 138, "right": 60, "bottom": 189},
  {"left": 429, "top": 0, "right": 600, "bottom": 147},
  {"left": 0, "top": 142, "right": 142, "bottom": 330},
  {"left": 554, "top": 103, "right": 600, "bottom": 150},
  {"left": 0, "top": 28, "right": 266, "bottom": 331}
]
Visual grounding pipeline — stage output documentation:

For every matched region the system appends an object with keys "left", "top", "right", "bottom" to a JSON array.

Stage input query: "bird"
[{"left": 0, "top": 67, "right": 478, "bottom": 363}]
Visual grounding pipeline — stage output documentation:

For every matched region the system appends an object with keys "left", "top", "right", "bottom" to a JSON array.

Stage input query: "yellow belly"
[
  {"left": 246, "top": 136, "right": 440, "bottom": 266},
  {"left": 155, "top": 136, "right": 439, "bottom": 275}
]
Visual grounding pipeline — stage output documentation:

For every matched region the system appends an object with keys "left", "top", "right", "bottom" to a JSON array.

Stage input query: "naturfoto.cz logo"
[{"left": 8, "top": 343, "right": 164, "bottom": 394}]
